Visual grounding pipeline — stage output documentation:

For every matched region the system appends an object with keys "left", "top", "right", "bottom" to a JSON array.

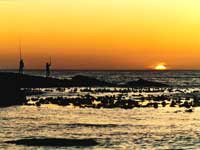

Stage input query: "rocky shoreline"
[{"left": 0, "top": 72, "right": 169, "bottom": 107}]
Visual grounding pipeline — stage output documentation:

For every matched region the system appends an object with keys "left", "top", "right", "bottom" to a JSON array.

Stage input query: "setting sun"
[
  {"left": 155, "top": 64, "right": 167, "bottom": 70},
  {"left": 1, "top": 0, "right": 200, "bottom": 69}
]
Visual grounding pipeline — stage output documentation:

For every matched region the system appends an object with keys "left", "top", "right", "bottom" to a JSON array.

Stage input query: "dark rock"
[
  {"left": 0, "top": 72, "right": 113, "bottom": 88},
  {"left": 125, "top": 78, "right": 169, "bottom": 87},
  {"left": 153, "top": 103, "right": 159, "bottom": 109},
  {"left": 179, "top": 101, "right": 191, "bottom": 108},
  {"left": 170, "top": 100, "right": 176, "bottom": 107},
  {"left": 0, "top": 73, "right": 26, "bottom": 107},
  {"left": 0, "top": 72, "right": 170, "bottom": 107},
  {"left": 5, "top": 138, "right": 99, "bottom": 147},
  {"left": 185, "top": 109, "right": 193, "bottom": 113},
  {"left": 161, "top": 101, "right": 167, "bottom": 107}
]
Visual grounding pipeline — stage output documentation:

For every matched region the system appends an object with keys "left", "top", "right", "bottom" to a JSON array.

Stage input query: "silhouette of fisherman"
[
  {"left": 46, "top": 58, "right": 51, "bottom": 77},
  {"left": 18, "top": 40, "right": 24, "bottom": 74},
  {"left": 19, "top": 59, "right": 24, "bottom": 74}
]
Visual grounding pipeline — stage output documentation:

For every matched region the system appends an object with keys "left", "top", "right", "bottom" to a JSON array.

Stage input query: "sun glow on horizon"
[
  {"left": 154, "top": 63, "right": 167, "bottom": 70},
  {"left": 1, "top": 0, "right": 200, "bottom": 69}
]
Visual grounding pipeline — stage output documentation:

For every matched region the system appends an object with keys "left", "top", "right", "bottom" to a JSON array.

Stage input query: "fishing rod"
[{"left": 19, "top": 39, "right": 22, "bottom": 60}]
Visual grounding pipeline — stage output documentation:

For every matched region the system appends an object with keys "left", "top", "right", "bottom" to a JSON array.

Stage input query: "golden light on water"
[{"left": 155, "top": 64, "right": 167, "bottom": 70}]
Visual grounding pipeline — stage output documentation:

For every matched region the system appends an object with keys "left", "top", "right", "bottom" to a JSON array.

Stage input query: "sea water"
[
  {"left": 1, "top": 70, "right": 200, "bottom": 149},
  {"left": 1, "top": 106, "right": 200, "bottom": 149}
]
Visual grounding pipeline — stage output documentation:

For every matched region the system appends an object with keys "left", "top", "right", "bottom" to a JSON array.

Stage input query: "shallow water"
[{"left": 1, "top": 106, "right": 200, "bottom": 149}]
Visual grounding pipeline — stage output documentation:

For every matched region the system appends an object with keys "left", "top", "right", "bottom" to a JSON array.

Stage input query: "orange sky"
[{"left": 0, "top": 0, "right": 200, "bottom": 70}]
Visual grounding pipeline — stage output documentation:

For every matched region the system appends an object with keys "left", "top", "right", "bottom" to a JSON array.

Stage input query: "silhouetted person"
[
  {"left": 19, "top": 59, "right": 24, "bottom": 74},
  {"left": 46, "top": 62, "right": 51, "bottom": 77}
]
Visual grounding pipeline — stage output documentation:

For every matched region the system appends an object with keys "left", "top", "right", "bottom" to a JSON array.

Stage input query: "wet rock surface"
[
  {"left": 0, "top": 72, "right": 171, "bottom": 107},
  {"left": 5, "top": 138, "right": 99, "bottom": 147},
  {"left": 125, "top": 78, "right": 169, "bottom": 87}
]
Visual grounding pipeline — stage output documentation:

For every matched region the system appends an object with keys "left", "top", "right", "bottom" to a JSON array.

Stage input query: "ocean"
[
  {"left": 1, "top": 70, "right": 200, "bottom": 149},
  {"left": 1, "top": 106, "right": 200, "bottom": 150}
]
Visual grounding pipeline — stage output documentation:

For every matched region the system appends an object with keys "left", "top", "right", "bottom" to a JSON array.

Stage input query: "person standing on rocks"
[
  {"left": 46, "top": 57, "right": 51, "bottom": 77},
  {"left": 19, "top": 40, "right": 24, "bottom": 74}
]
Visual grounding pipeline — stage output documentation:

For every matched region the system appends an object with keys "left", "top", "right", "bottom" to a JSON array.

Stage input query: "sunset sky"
[{"left": 0, "top": 0, "right": 200, "bottom": 70}]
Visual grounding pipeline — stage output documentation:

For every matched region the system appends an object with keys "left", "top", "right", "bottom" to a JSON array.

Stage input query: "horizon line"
[{"left": 1, "top": 69, "right": 200, "bottom": 71}]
